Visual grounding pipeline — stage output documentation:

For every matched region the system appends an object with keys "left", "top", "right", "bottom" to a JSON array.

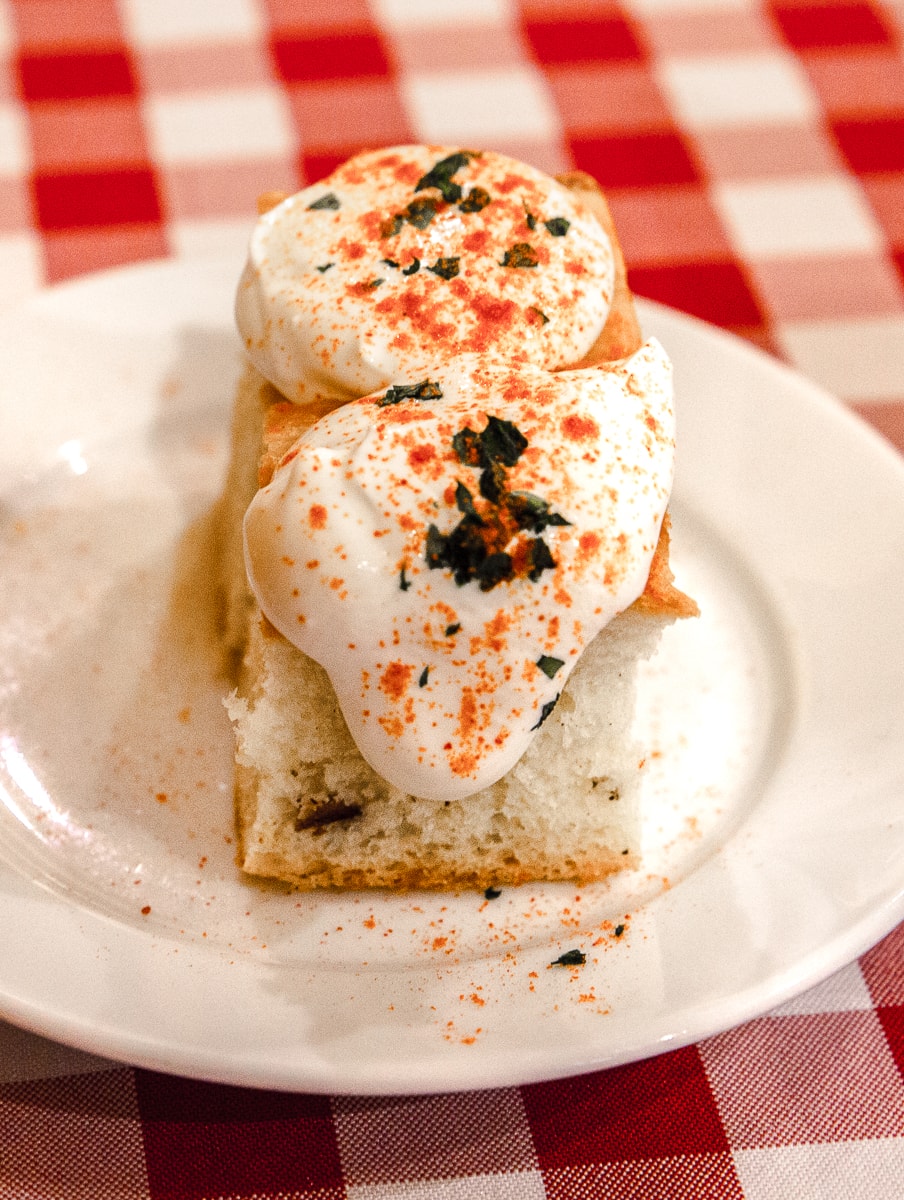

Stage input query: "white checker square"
[
  {"left": 733, "top": 1139, "right": 904, "bottom": 1200},
  {"left": 714, "top": 175, "right": 883, "bottom": 258},
  {"left": 658, "top": 53, "right": 818, "bottom": 129},
  {"left": 769, "top": 962, "right": 874, "bottom": 1017},
  {"left": 0, "top": 234, "right": 43, "bottom": 310},
  {"left": 373, "top": 0, "right": 514, "bottom": 26},
  {"left": 403, "top": 66, "right": 559, "bottom": 145},
  {"left": 347, "top": 1170, "right": 547, "bottom": 1200},
  {"left": 144, "top": 87, "right": 295, "bottom": 165},
  {"left": 0, "top": 104, "right": 31, "bottom": 174},
  {"left": 120, "top": 0, "right": 262, "bottom": 46},
  {"left": 779, "top": 314, "right": 904, "bottom": 402}
]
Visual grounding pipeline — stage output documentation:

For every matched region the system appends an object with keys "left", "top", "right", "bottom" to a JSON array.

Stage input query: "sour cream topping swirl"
[
  {"left": 236, "top": 146, "right": 616, "bottom": 407},
  {"left": 243, "top": 342, "right": 675, "bottom": 802}
]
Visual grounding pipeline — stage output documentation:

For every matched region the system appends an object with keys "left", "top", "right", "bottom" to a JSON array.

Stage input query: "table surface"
[{"left": 1, "top": 0, "right": 902, "bottom": 1197}]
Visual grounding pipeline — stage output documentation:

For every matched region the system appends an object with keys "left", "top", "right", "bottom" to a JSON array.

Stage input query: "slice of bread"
[{"left": 220, "top": 166, "right": 696, "bottom": 890}]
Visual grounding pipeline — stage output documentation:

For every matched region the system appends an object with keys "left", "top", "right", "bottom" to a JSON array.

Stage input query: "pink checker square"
[
  {"left": 692, "top": 122, "right": 843, "bottom": 180},
  {"left": 748, "top": 250, "right": 904, "bottom": 320},
  {"left": 861, "top": 174, "right": 904, "bottom": 246},
  {"left": 702, "top": 1011, "right": 904, "bottom": 1147},
  {"left": 804, "top": 47, "right": 904, "bottom": 116},
  {"left": 29, "top": 97, "right": 149, "bottom": 171},
  {"left": 41, "top": 221, "right": 169, "bottom": 283},
  {"left": 639, "top": 8, "right": 777, "bottom": 57},
  {"left": 334, "top": 1089, "right": 536, "bottom": 1185},
  {"left": 392, "top": 22, "right": 528, "bottom": 73},
  {"left": 547, "top": 63, "right": 672, "bottom": 134},
  {"left": 607, "top": 183, "right": 733, "bottom": 267},
  {"left": 288, "top": 77, "right": 412, "bottom": 152},
  {"left": 161, "top": 156, "right": 299, "bottom": 220},
  {"left": 543, "top": 1155, "right": 744, "bottom": 1199},
  {"left": 0, "top": 174, "right": 33, "bottom": 232},
  {"left": 9, "top": 0, "right": 124, "bottom": 50},
  {"left": 262, "top": 0, "right": 374, "bottom": 34},
  {"left": 860, "top": 921, "right": 904, "bottom": 1005},
  {"left": 855, "top": 400, "right": 904, "bottom": 455},
  {"left": 0, "top": 1068, "right": 148, "bottom": 1196},
  {"left": 492, "top": 136, "right": 572, "bottom": 177},
  {"left": 136, "top": 40, "right": 275, "bottom": 93}
]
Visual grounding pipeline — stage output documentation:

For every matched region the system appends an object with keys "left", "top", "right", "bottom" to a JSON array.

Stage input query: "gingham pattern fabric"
[{"left": 0, "top": 1, "right": 902, "bottom": 1196}]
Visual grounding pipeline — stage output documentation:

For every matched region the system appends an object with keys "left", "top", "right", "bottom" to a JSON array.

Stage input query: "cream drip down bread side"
[{"left": 220, "top": 145, "right": 697, "bottom": 890}]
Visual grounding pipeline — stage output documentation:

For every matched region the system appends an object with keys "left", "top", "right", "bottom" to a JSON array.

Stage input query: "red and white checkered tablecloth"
[{"left": 1, "top": 0, "right": 902, "bottom": 1196}]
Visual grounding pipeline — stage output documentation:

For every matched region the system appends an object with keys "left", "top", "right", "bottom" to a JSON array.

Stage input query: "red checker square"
[
  {"left": 33, "top": 167, "right": 161, "bottom": 231},
  {"left": 29, "top": 98, "right": 149, "bottom": 172},
  {"left": 17, "top": 49, "right": 136, "bottom": 101},
  {"left": 547, "top": 64, "right": 672, "bottom": 135},
  {"left": 629, "top": 259, "right": 764, "bottom": 327},
  {"left": 302, "top": 149, "right": 354, "bottom": 185},
  {"left": 833, "top": 115, "right": 904, "bottom": 172},
  {"left": 288, "top": 78, "right": 412, "bottom": 152},
  {"left": 522, "top": 1045, "right": 729, "bottom": 1166},
  {"left": 543, "top": 1154, "right": 744, "bottom": 1199},
  {"left": 523, "top": 15, "right": 645, "bottom": 65},
  {"left": 860, "top": 921, "right": 904, "bottom": 1005},
  {"left": 9, "top": 0, "right": 124, "bottom": 50},
  {"left": 0, "top": 1069, "right": 148, "bottom": 1197},
  {"left": 163, "top": 158, "right": 300, "bottom": 221},
  {"left": 702, "top": 1011, "right": 904, "bottom": 1147},
  {"left": 262, "top": 0, "right": 375, "bottom": 34},
  {"left": 135, "top": 1071, "right": 345, "bottom": 1199},
  {"left": 42, "top": 223, "right": 169, "bottom": 284},
  {"left": 804, "top": 48, "right": 904, "bottom": 117},
  {"left": 607, "top": 184, "right": 733, "bottom": 267},
  {"left": 569, "top": 130, "right": 699, "bottom": 188},
  {"left": 771, "top": 1, "right": 892, "bottom": 49},
  {"left": 272, "top": 29, "right": 391, "bottom": 84},
  {"left": 335, "top": 1089, "right": 535, "bottom": 1185}
]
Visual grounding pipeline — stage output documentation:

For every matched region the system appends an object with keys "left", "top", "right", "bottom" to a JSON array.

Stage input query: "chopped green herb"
[
  {"left": 544, "top": 216, "right": 571, "bottom": 237},
  {"left": 621, "top": 849, "right": 629, "bottom": 855},
  {"left": 484, "top": 886, "right": 502, "bottom": 900},
  {"left": 381, "top": 213, "right": 404, "bottom": 238},
  {"left": 307, "top": 192, "right": 340, "bottom": 211},
  {"left": 507, "top": 490, "right": 570, "bottom": 533},
  {"left": 377, "top": 380, "right": 443, "bottom": 407},
  {"left": 381, "top": 258, "right": 400, "bottom": 269},
  {"left": 399, "top": 566, "right": 411, "bottom": 591},
  {"left": 480, "top": 415, "right": 528, "bottom": 467},
  {"left": 418, "top": 666, "right": 429, "bottom": 687},
  {"left": 361, "top": 278, "right": 384, "bottom": 290},
  {"left": 444, "top": 623, "right": 461, "bottom": 636},
  {"left": 550, "top": 948, "right": 585, "bottom": 967},
  {"left": 532, "top": 695, "right": 559, "bottom": 729},
  {"left": 402, "top": 257, "right": 421, "bottom": 276},
  {"left": 526, "top": 537, "right": 557, "bottom": 582},
  {"left": 524, "top": 204, "right": 537, "bottom": 230},
  {"left": 529, "top": 306, "right": 549, "bottom": 324},
  {"left": 415, "top": 151, "right": 476, "bottom": 203},
  {"left": 614, "top": 924, "right": 625, "bottom": 937},
  {"left": 427, "top": 256, "right": 460, "bottom": 280},
  {"left": 404, "top": 196, "right": 439, "bottom": 229},
  {"left": 315, "top": 262, "right": 335, "bottom": 273},
  {"left": 454, "top": 481, "right": 480, "bottom": 520},
  {"left": 501, "top": 242, "right": 539, "bottom": 268},
  {"left": 537, "top": 655, "right": 565, "bottom": 679},
  {"left": 459, "top": 186, "right": 490, "bottom": 213}
]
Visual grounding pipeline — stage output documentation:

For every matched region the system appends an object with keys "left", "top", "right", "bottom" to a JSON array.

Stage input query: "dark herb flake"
[
  {"left": 377, "top": 380, "right": 443, "bottom": 407},
  {"left": 418, "top": 666, "right": 430, "bottom": 687},
  {"left": 529, "top": 306, "right": 549, "bottom": 325},
  {"left": 402, "top": 257, "right": 421, "bottom": 276},
  {"left": 501, "top": 242, "right": 539, "bottom": 269},
  {"left": 550, "top": 948, "right": 586, "bottom": 968},
  {"left": 444, "top": 623, "right": 461, "bottom": 637},
  {"left": 427, "top": 256, "right": 460, "bottom": 280},
  {"left": 484, "top": 886, "right": 502, "bottom": 900},
  {"left": 532, "top": 695, "right": 559, "bottom": 729},
  {"left": 316, "top": 262, "right": 335, "bottom": 273},
  {"left": 404, "top": 196, "right": 439, "bottom": 229},
  {"left": 544, "top": 216, "right": 571, "bottom": 237},
  {"left": 415, "top": 151, "right": 476, "bottom": 203},
  {"left": 381, "top": 258, "right": 400, "bottom": 269},
  {"left": 537, "top": 655, "right": 564, "bottom": 679},
  {"left": 459, "top": 186, "right": 490, "bottom": 213},
  {"left": 523, "top": 204, "right": 537, "bottom": 230},
  {"left": 614, "top": 924, "right": 625, "bottom": 937},
  {"left": 399, "top": 567, "right": 411, "bottom": 591},
  {"left": 307, "top": 192, "right": 340, "bottom": 211}
]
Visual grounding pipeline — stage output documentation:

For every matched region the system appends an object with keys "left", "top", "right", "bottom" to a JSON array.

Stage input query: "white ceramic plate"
[{"left": 0, "top": 258, "right": 902, "bottom": 1095}]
